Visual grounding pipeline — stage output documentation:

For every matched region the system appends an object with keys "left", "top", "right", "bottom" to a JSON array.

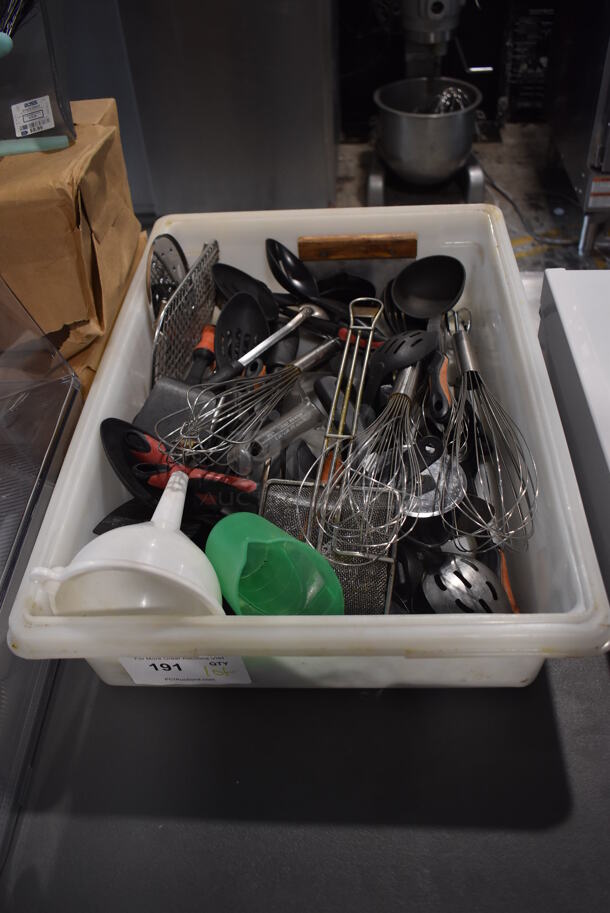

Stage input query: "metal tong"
[{"left": 304, "top": 297, "right": 385, "bottom": 550}]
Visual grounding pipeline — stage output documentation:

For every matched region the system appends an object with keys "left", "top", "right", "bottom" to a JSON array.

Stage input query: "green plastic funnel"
[{"left": 205, "top": 513, "right": 344, "bottom": 616}]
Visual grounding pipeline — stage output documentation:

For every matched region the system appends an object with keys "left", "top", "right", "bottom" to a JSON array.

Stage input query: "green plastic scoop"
[{"left": 205, "top": 513, "right": 344, "bottom": 616}]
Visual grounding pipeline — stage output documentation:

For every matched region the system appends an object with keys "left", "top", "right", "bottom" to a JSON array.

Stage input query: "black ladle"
[
  {"left": 392, "top": 255, "right": 466, "bottom": 324},
  {"left": 265, "top": 238, "right": 349, "bottom": 322}
]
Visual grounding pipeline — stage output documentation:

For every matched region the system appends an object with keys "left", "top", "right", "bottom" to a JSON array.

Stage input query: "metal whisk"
[
  {"left": 431, "top": 86, "right": 470, "bottom": 113},
  {"left": 312, "top": 363, "right": 427, "bottom": 561},
  {"left": 437, "top": 310, "right": 538, "bottom": 551},
  {"left": 155, "top": 338, "right": 339, "bottom": 469}
]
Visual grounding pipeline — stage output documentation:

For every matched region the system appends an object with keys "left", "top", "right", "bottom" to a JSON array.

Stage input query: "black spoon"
[
  {"left": 214, "top": 292, "right": 270, "bottom": 373},
  {"left": 265, "top": 238, "right": 349, "bottom": 322}
]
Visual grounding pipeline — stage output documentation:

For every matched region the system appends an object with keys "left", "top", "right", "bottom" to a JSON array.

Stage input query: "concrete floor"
[{"left": 336, "top": 124, "right": 610, "bottom": 272}]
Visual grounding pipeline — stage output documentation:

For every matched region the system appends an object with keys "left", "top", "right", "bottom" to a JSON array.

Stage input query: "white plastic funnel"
[{"left": 31, "top": 471, "right": 223, "bottom": 616}]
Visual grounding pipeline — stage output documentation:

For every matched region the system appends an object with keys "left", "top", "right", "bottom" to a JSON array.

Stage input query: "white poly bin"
[{"left": 8, "top": 205, "right": 610, "bottom": 688}]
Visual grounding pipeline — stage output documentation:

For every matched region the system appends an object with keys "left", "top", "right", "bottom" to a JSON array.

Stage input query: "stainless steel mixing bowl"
[{"left": 374, "top": 77, "right": 482, "bottom": 185}]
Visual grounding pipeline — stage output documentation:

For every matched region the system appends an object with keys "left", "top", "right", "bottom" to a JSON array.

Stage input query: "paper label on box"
[
  {"left": 119, "top": 656, "right": 251, "bottom": 685},
  {"left": 11, "top": 95, "right": 55, "bottom": 137}
]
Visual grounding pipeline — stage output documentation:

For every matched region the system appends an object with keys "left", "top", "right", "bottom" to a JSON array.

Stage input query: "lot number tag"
[{"left": 119, "top": 656, "right": 251, "bottom": 685}]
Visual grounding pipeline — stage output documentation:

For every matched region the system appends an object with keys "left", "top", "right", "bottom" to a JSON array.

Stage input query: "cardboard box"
[{"left": 0, "top": 98, "right": 145, "bottom": 391}]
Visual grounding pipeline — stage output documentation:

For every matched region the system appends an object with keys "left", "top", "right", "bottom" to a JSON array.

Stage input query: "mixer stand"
[{"left": 367, "top": 151, "right": 485, "bottom": 207}]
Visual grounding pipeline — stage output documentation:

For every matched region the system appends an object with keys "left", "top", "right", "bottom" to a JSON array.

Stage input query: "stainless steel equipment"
[
  {"left": 258, "top": 299, "right": 397, "bottom": 614},
  {"left": 550, "top": 2, "right": 610, "bottom": 254},
  {"left": 156, "top": 338, "right": 339, "bottom": 469},
  {"left": 402, "top": 0, "right": 466, "bottom": 76},
  {"left": 260, "top": 479, "right": 396, "bottom": 615},
  {"left": 369, "top": 1, "right": 486, "bottom": 201},
  {"left": 146, "top": 234, "right": 188, "bottom": 324},
  {"left": 301, "top": 300, "right": 384, "bottom": 556},
  {"left": 374, "top": 76, "right": 482, "bottom": 185},
  {"left": 422, "top": 555, "right": 511, "bottom": 613},
  {"left": 438, "top": 310, "right": 538, "bottom": 553},
  {"left": 313, "top": 363, "right": 425, "bottom": 560},
  {"left": 152, "top": 241, "right": 218, "bottom": 385}
]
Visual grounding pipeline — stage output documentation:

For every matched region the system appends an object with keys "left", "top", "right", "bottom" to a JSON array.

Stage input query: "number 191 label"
[{"left": 119, "top": 656, "right": 251, "bottom": 685}]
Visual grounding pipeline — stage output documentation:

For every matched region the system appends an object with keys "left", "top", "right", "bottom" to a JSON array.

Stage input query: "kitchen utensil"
[
  {"left": 265, "top": 238, "right": 349, "bottom": 321},
  {"left": 134, "top": 377, "right": 201, "bottom": 438},
  {"left": 362, "top": 329, "right": 437, "bottom": 404},
  {"left": 31, "top": 471, "right": 224, "bottom": 616},
  {"left": 405, "top": 452, "right": 465, "bottom": 520},
  {"left": 374, "top": 77, "right": 482, "bottom": 185},
  {"left": 391, "top": 541, "right": 426, "bottom": 614},
  {"left": 265, "top": 237, "right": 319, "bottom": 300},
  {"left": 438, "top": 310, "right": 538, "bottom": 551},
  {"left": 430, "top": 85, "right": 471, "bottom": 113},
  {"left": 212, "top": 262, "right": 278, "bottom": 322},
  {"left": 284, "top": 439, "right": 317, "bottom": 481},
  {"left": 185, "top": 324, "right": 216, "bottom": 385},
  {"left": 141, "top": 466, "right": 260, "bottom": 515},
  {"left": 263, "top": 328, "right": 300, "bottom": 372},
  {"left": 317, "top": 272, "right": 376, "bottom": 302},
  {"left": 101, "top": 418, "right": 162, "bottom": 509},
  {"left": 100, "top": 419, "right": 258, "bottom": 516},
  {"left": 156, "top": 337, "right": 340, "bottom": 469},
  {"left": 313, "top": 375, "right": 375, "bottom": 435},
  {"left": 93, "top": 499, "right": 214, "bottom": 545},
  {"left": 382, "top": 279, "right": 405, "bottom": 336},
  {"left": 227, "top": 394, "right": 327, "bottom": 476},
  {"left": 213, "top": 292, "right": 269, "bottom": 374},
  {"left": 422, "top": 555, "right": 511, "bottom": 614},
  {"left": 205, "top": 512, "right": 344, "bottom": 616},
  {"left": 313, "top": 363, "right": 427, "bottom": 561},
  {"left": 256, "top": 299, "right": 396, "bottom": 613},
  {"left": 93, "top": 498, "right": 153, "bottom": 534},
  {"left": 145, "top": 304, "right": 316, "bottom": 427},
  {"left": 152, "top": 240, "right": 218, "bottom": 384},
  {"left": 300, "top": 299, "right": 392, "bottom": 561},
  {"left": 260, "top": 479, "right": 395, "bottom": 615},
  {"left": 211, "top": 303, "right": 316, "bottom": 383},
  {"left": 277, "top": 304, "right": 346, "bottom": 342},
  {"left": 146, "top": 233, "right": 189, "bottom": 324},
  {"left": 392, "top": 255, "right": 465, "bottom": 323},
  {"left": 424, "top": 349, "right": 451, "bottom": 426},
  {"left": 213, "top": 263, "right": 335, "bottom": 337}
]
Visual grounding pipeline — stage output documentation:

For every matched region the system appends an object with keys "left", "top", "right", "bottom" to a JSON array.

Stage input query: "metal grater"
[
  {"left": 146, "top": 233, "right": 189, "bottom": 323},
  {"left": 151, "top": 240, "right": 219, "bottom": 384}
]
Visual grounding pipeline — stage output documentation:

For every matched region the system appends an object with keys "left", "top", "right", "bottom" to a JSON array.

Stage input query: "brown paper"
[
  {"left": 0, "top": 98, "right": 143, "bottom": 380},
  {"left": 68, "top": 229, "right": 147, "bottom": 397}
]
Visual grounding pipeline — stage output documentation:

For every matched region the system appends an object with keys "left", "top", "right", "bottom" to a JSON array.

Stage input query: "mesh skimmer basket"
[{"left": 260, "top": 479, "right": 395, "bottom": 615}]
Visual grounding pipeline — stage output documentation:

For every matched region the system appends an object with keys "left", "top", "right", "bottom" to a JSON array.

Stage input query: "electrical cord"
[{"left": 479, "top": 162, "right": 579, "bottom": 247}]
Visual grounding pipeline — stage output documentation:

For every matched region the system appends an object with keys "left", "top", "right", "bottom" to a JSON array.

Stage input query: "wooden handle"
[{"left": 298, "top": 232, "right": 418, "bottom": 261}]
